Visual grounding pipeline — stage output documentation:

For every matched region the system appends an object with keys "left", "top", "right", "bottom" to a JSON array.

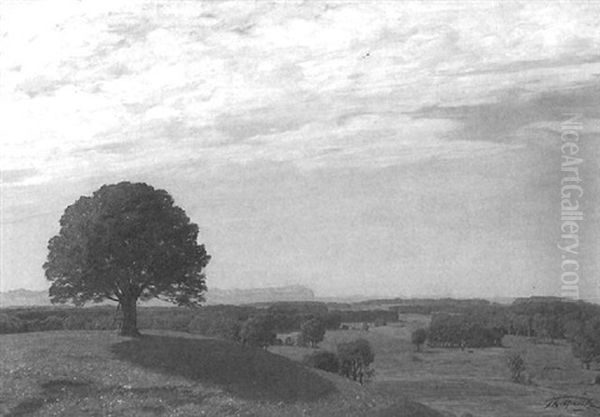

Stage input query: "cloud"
[
  {"left": 408, "top": 82, "right": 600, "bottom": 143},
  {"left": 0, "top": 168, "right": 40, "bottom": 185},
  {"left": 2, "top": 0, "right": 600, "bottom": 188},
  {"left": 449, "top": 54, "right": 600, "bottom": 77},
  {"left": 16, "top": 76, "right": 64, "bottom": 98}
]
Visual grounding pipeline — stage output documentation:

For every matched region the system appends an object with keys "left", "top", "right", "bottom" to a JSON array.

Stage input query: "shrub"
[
  {"left": 337, "top": 338, "right": 375, "bottom": 384},
  {"left": 506, "top": 352, "right": 526, "bottom": 383},
  {"left": 303, "top": 350, "right": 340, "bottom": 373}
]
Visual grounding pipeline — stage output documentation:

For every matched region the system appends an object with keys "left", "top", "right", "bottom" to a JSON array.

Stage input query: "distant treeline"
[
  {"left": 0, "top": 301, "right": 397, "bottom": 337},
  {"left": 421, "top": 297, "right": 600, "bottom": 353},
  {"left": 427, "top": 314, "right": 504, "bottom": 348},
  {"left": 393, "top": 298, "right": 494, "bottom": 315}
]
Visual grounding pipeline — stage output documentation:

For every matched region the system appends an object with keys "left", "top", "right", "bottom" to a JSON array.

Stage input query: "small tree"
[
  {"left": 337, "top": 338, "right": 375, "bottom": 385},
  {"left": 568, "top": 317, "right": 600, "bottom": 369},
  {"left": 572, "top": 337, "right": 598, "bottom": 370},
  {"left": 506, "top": 352, "right": 526, "bottom": 383},
  {"left": 44, "top": 182, "right": 211, "bottom": 336},
  {"left": 411, "top": 328, "right": 427, "bottom": 352},
  {"left": 300, "top": 317, "right": 326, "bottom": 347},
  {"left": 240, "top": 315, "right": 276, "bottom": 348}
]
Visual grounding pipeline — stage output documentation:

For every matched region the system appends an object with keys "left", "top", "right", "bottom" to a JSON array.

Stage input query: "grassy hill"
[{"left": 0, "top": 330, "right": 446, "bottom": 417}]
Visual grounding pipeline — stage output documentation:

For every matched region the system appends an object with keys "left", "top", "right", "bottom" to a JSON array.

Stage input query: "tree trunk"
[{"left": 120, "top": 297, "right": 140, "bottom": 337}]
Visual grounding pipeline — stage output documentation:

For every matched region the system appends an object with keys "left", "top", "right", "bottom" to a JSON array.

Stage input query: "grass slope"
[
  {"left": 273, "top": 318, "right": 600, "bottom": 417},
  {"left": 0, "top": 330, "right": 443, "bottom": 417}
]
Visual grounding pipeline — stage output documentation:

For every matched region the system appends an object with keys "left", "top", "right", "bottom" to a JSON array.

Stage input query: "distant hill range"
[
  {"left": 0, "top": 286, "right": 518, "bottom": 308},
  {"left": 0, "top": 285, "right": 316, "bottom": 308},
  {"left": 206, "top": 285, "right": 315, "bottom": 305},
  {"left": 0, "top": 289, "right": 52, "bottom": 308}
]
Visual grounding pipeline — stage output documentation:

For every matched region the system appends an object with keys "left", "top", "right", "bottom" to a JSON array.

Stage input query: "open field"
[
  {"left": 0, "top": 329, "right": 446, "bottom": 417},
  {"left": 271, "top": 314, "right": 600, "bottom": 417}
]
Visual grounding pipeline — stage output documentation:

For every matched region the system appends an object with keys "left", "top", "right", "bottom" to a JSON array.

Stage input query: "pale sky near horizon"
[{"left": 1, "top": 1, "right": 599, "bottom": 299}]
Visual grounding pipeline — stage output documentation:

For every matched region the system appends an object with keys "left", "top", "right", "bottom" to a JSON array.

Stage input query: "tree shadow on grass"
[{"left": 110, "top": 335, "right": 337, "bottom": 403}]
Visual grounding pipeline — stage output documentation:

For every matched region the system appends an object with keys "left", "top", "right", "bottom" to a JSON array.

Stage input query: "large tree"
[{"left": 43, "top": 182, "right": 211, "bottom": 336}]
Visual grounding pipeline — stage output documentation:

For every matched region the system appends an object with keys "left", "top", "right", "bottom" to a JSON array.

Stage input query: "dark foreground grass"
[
  {"left": 0, "top": 331, "right": 445, "bottom": 416},
  {"left": 110, "top": 334, "right": 336, "bottom": 402}
]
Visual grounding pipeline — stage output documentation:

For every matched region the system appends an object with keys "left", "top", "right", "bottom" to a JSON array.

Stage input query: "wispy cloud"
[
  {"left": 2, "top": 1, "right": 600, "bottom": 186},
  {"left": 0, "top": 168, "right": 40, "bottom": 185},
  {"left": 408, "top": 82, "right": 600, "bottom": 144}
]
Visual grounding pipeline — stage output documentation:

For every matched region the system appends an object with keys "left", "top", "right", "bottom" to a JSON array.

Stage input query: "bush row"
[{"left": 0, "top": 302, "right": 379, "bottom": 337}]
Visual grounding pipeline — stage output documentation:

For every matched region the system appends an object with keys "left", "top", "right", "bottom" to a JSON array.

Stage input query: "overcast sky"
[{"left": 1, "top": 1, "right": 599, "bottom": 299}]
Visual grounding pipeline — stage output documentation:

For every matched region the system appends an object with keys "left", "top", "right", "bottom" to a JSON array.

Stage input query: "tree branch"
[{"left": 104, "top": 292, "right": 120, "bottom": 302}]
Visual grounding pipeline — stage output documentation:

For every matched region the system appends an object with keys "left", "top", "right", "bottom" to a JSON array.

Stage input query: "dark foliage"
[
  {"left": 333, "top": 309, "right": 397, "bottom": 324},
  {"left": 567, "top": 317, "right": 600, "bottom": 369},
  {"left": 263, "top": 302, "right": 340, "bottom": 333},
  {"left": 337, "top": 338, "right": 375, "bottom": 385},
  {"left": 506, "top": 351, "right": 526, "bottom": 383},
  {"left": 428, "top": 313, "right": 504, "bottom": 348},
  {"left": 240, "top": 315, "right": 276, "bottom": 348},
  {"left": 28, "top": 316, "right": 65, "bottom": 332},
  {"left": 411, "top": 328, "right": 427, "bottom": 351},
  {"left": 393, "top": 298, "right": 491, "bottom": 315},
  {"left": 0, "top": 313, "right": 26, "bottom": 334},
  {"left": 300, "top": 317, "right": 327, "bottom": 347},
  {"left": 303, "top": 350, "right": 340, "bottom": 373}
]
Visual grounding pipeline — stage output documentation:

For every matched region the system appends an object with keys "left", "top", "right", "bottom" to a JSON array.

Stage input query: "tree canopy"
[
  {"left": 240, "top": 315, "right": 276, "bottom": 348},
  {"left": 300, "top": 317, "right": 326, "bottom": 347},
  {"left": 337, "top": 338, "right": 375, "bottom": 384},
  {"left": 43, "top": 182, "right": 211, "bottom": 336},
  {"left": 411, "top": 328, "right": 427, "bottom": 351}
]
